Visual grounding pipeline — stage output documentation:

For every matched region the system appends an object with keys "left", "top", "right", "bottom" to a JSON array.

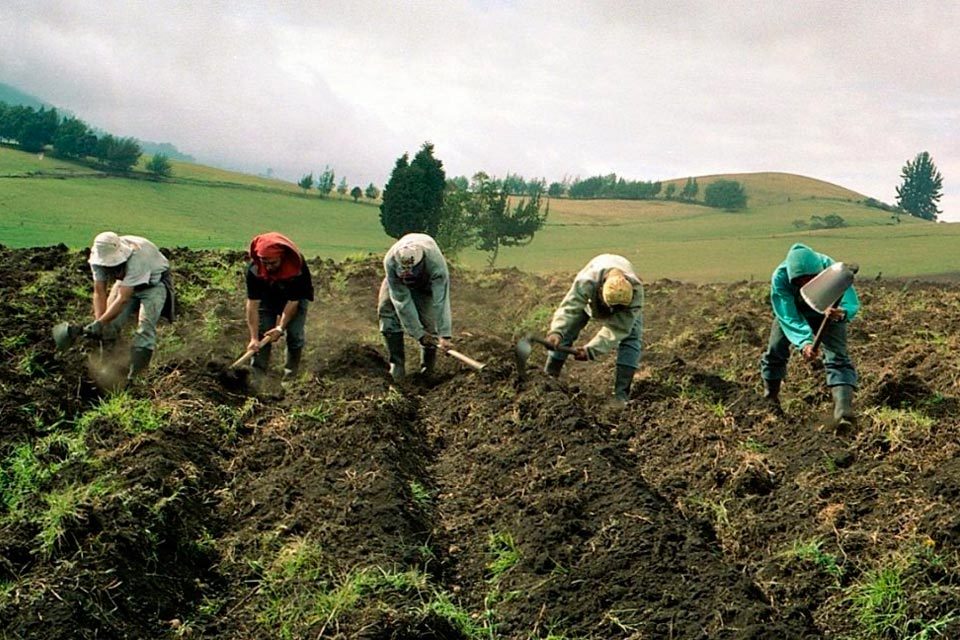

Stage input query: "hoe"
[
  {"left": 800, "top": 262, "right": 859, "bottom": 355},
  {"left": 514, "top": 334, "right": 579, "bottom": 380}
]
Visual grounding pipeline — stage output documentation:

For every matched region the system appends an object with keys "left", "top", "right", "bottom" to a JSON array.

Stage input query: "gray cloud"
[{"left": 1, "top": 0, "right": 956, "bottom": 219}]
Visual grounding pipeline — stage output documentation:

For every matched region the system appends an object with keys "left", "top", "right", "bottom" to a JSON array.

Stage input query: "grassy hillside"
[{"left": 2, "top": 146, "right": 957, "bottom": 281}]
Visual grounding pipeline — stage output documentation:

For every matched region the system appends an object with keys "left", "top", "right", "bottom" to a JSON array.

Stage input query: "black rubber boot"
[
  {"left": 384, "top": 333, "right": 405, "bottom": 382},
  {"left": 283, "top": 347, "right": 303, "bottom": 379},
  {"left": 252, "top": 342, "right": 272, "bottom": 374},
  {"left": 832, "top": 385, "right": 855, "bottom": 424},
  {"left": 128, "top": 347, "right": 153, "bottom": 380},
  {"left": 544, "top": 357, "right": 564, "bottom": 378},
  {"left": 420, "top": 346, "right": 437, "bottom": 376},
  {"left": 609, "top": 365, "right": 635, "bottom": 409},
  {"left": 614, "top": 365, "right": 635, "bottom": 400},
  {"left": 763, "top": 378, "right": 782, "bottom": 411}
]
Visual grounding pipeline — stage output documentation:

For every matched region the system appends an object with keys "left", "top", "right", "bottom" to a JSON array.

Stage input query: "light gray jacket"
[
  {"left": 383, "top": 233, "right": 452, "bottom": 340},
  {"left": 549, "top": 254, "right": 643, "bottom": 357}
]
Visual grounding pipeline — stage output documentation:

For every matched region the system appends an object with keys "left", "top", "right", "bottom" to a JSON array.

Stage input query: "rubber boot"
[
  {"left": 384, "top": 333, "right": 405, "bottom": 382},
  {"left": 283, "top": 347, "right": 303, "bottom": 379},
  {"left": 252, "top": 342, "right": 272, "bottom": 374},
  {"left": 250, "top": 342, "right": 271, "bottom": 392},
  {"left": 128, "top": 347, "right": 153, "bottom": 381},
  {"left": 544, "top": 357, "right": 564, "bottom": 378},
  {"left": 763, "top": 378, "right": 781, "bottom": 410},
  {"left": 832, "top": 385, "right": 855, "bottom": 424},
  {"left": 608, "top": 365, "right": 635, "bottom": 409},
  {"left": 420, "top": 346, "right": 437, "bottom": 376}
]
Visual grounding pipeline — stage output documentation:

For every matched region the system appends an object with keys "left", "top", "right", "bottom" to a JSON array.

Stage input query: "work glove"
[
  {"left": 544, "top": 333, "right": 562, "bottom": 349},
  {"left": 438, "top": 336, "right": 452, "bottom": 351},
  {"left": 573, "top": 346, "right": 591, "bottom": 362},
  {"left": 82, "top": 320, "right": 103, "bottom": 338},
  {"left": 419, "top": 333, "right": 438, "bottom": 348}
]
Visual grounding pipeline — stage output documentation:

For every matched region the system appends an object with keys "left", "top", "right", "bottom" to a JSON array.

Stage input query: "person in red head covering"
[{"left": 245, "top": 232, "right": 314, "bottom": 380}]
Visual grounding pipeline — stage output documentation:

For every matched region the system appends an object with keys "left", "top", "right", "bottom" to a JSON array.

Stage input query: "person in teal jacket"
[{"left": 760, "top": 243, "right": 859, "bottom": 423}]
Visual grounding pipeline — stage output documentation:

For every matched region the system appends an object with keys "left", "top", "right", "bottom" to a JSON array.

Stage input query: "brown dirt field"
[{"left": 1, "top": 245, "right": 958, "bottom": 639}]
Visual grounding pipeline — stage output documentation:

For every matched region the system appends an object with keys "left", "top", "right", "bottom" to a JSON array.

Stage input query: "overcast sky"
[{"left": 2, "top": 0, "right": 957, "bottom": 221}]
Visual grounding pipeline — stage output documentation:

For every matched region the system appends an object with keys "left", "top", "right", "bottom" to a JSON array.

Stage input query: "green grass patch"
[
  {"left": 409, "top": 480, "right": 433, "bottom": 512},
  {"left": 862, "top": 407, "right": 935, "bottom": 451},
  {"left": 35, "top": 477, "right": 114, "bottom": 554},
  {"left": 787, "top": 538, "right": 844, "bottom": 581},
  {"left": 1, "top": 427, "right": 90, "bottom": 515},
  {"left": 843, "top": 545, "right": 959, "bottom": 640},
  {"left": 76, "top": 392, "right": 167, "bottom": 435},
  {"left": 487, "top": 531, "right": 521, "bottom": 581},
  {"left": 255, "top": 536, "right": 436, "bottom": 639}
]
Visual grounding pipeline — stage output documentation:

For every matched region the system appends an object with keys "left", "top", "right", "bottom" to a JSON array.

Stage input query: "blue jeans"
[
  {"left": 257, "top": 300, "right": 309, "bottom": 350},
  {"left": 760, "top": 315, "right": 857, "bottom": 387},
  {"left": 546, "top": 310, "right": 643, "bottom": 369}
]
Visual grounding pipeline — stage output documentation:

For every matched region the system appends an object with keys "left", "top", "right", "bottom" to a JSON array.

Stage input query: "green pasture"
[{"left": 2, "top": 146, "right": 957, "bottom": 281}]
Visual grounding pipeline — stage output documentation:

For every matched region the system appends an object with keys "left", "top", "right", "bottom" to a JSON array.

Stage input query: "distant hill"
[
  {"left": 0, "top": 82, "right": 49, "bottom": 110},
  {"left": 0, "top": 81, "right": 194, "bottom": 162},
  {"left": 662, "top": 171, "right": 868, "bottom": 207}
]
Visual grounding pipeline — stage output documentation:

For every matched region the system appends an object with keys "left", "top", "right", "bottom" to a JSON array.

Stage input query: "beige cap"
[
  {"left": 396, "top": 242, "right": 424, "bottom": 274},
  {"left": 602, "top": 269, "right": 633, "bottom": 306},
  {"left": 88, "top": 231, "right": 133, "bottom": 267}
]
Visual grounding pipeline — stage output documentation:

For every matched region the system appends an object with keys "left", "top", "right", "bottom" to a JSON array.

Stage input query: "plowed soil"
[{"left": 2, "top": 245, "right": 958, "bottom": 639}]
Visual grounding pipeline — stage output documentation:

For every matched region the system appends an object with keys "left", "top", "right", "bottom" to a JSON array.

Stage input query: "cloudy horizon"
[{"left": 1, "top": 0, "right": 957, "bottom": 221}]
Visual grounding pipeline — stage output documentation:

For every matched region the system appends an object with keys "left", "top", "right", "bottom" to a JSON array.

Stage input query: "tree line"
[
  {"left": 0, "top": 101, "right": 173, "bottom": 175},
  {"left": 298, "top": 166, "right": 381, "bottom": 204}
]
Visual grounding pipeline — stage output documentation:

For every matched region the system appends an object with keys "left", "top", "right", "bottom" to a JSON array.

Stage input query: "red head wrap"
[{"left": 249, "top": 232, "right": 303, "bottom": 281}]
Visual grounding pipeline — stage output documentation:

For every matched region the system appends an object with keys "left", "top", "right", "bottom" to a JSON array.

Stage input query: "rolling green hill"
[{"left": 2, "top": 146, "right": 957, "bottom": 281}]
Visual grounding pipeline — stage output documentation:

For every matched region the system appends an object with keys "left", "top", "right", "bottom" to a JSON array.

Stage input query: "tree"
[
  {"left": 896, "top": 151, "right": 943, "bottom": 221},
  {"left": 364, "top": 183, "right": 380, "bottom": 200},
  {"left": 664, "top": 183, "right": 677, "bottom": 199},
  {"left": 704, "top": 179, "right": 747, "bottom": 210},
  {"left": 434, "top": 186, "right": 474, "bottom": 259},
  {"left": 145, "top": 153, "right": 172, "bottom": 178},
  {"left": 337, "top": 176, "right": 348, "bottom": 198},
  {"left": 379, "top": 142, "right": 446, "bottom": 238},
  {"left": 298, "top": 172, "right": 314, "bottom": 192},
  {"left": 94, "top": 134, "right": 142, "bottom": 171},
  {"left": 18, "top": 107, "right": 58, "bottom": 152},
  {"left": 316, "top": 165, "right": 335, "bottom": 198},
  {"left": 467, "top": 172, "right": 548, "bottom": 268},
  {"left": 447, "top": 175, "right": 469, "bottom": 191},
  {"left": 350, "top": 186, "right": 362, "bottom": 202},
  {"left": 681, "top": 177, "right": 699, "bottom": 200},
  {"left": 547, "top": 181, "right": 566, "bottom": 197},
  {"left": 53, "top": 117, "right": 96, "bottom": 159}
]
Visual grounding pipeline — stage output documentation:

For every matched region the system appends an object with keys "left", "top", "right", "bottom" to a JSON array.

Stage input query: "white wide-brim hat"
[{"left": 89, "top": 231, "right": 133, "bottom": 267}]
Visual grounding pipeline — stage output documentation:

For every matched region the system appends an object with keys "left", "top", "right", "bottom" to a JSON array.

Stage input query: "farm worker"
[
  {"left": 543, "top": 254, "right": 644, "bottom": 409},
  {"left": 85, "top": 231, "right": 175, "bottom": 381},
  {"left": 245, "top": 232, "right": 314, "bottom": 379},
  {"left": 760, "top": 243, "right": 859, "bottom": 424},
  {"left": 379, "top": 233, "right": 452, "bottom": 381}
]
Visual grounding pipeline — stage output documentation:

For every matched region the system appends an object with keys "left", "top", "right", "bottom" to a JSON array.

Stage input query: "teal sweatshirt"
[{"left": 771, "top": 243, "right": 860, "bottom": 349}]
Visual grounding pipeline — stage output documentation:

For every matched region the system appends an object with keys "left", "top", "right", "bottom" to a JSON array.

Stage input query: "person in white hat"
[
  {"left": 85, "top": 231, "right": 174, "bottom": 381},
  {"left": 378, "top": 233, "right": 452, "bottom": 381},
  {"left": 543, "top": 254, "right": 644, "bottom": 408}
]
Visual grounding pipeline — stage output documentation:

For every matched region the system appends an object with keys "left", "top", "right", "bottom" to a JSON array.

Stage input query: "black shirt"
[{"left": 246, "top": 260, "right": 314, "bottom": 310}]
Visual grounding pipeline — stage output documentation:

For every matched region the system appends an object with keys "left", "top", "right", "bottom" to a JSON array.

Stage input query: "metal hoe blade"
[
  {"left": 515, "top": 336, "right": 534, "bottom": 379},
  {"left": 52, "top": 322, "right": 81, "bottom": 350}
]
